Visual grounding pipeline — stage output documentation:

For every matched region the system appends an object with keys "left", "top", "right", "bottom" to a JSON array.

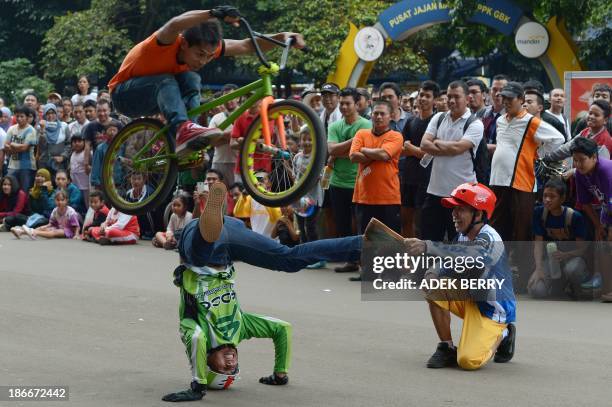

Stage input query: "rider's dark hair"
[
  {"left": 339, "top": 87, "right": 360, "bottom": 104},
  {"left": 570, "top": 136, "right": 598, "bottom": 158},
  {"left": 420, "top": 80, "right": 440, "bottom": 98},
  {"left": 544, "top": 178, "right": 567, "bottom": 197},
  {"left": 183, "top": 21, "right": 222, "bottom": 47},
  {"left": 592, "top": 99, "right": 611, "bottom": 119}
]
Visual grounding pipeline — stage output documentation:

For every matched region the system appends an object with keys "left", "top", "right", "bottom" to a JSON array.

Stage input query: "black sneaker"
[
  {"left": 494, "top": 323, "right": 516, "bottom": 363},
  {"left": 426, "top": 342, "right": 457, "bottom": 368}
]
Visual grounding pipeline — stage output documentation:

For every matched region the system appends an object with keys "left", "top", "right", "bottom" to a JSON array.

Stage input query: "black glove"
[
  {"left": 173, "top": 265, "right": 186, "bottom": 287},
  {"left": 162, "top": 382, "right": 206, "bottom": 402},
  {"left": 210, "top": 5, "right": 241, "bottom": 20},
  {"left": 259, "top": 373, "right": 289, "bottom": 385}
]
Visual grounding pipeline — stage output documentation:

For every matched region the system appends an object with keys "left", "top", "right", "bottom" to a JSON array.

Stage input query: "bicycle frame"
[{"left": 130, "top": 64, "right": 287, "bottom": 167}]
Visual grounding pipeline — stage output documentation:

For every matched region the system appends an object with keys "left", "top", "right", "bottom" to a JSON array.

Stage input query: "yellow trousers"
[{"left": 430, "top": 289, "right": 507, "bottom": 370}]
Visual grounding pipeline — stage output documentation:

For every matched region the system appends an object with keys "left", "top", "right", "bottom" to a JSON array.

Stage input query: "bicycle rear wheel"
[
  {"left": 101, "top": 118, "right": 178, "bottom": 215},
  {"left": 239, "top": 99, "right": 326, "bottom": 207}
]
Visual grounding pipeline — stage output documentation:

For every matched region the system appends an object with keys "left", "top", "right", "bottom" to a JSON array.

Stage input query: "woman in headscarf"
[
  {"left": 38, "top": 103, "right": 70, "bottom": 174},
  {"left": 13, "top": 168, "right": 55, "bottom": 232}
]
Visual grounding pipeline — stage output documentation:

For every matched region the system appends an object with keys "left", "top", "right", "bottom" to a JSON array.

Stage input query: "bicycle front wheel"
[
  {"left": 101, "top": 118, "right": 178, "bottom": 215},
  {"left": 239, "top": 100, "right": 326, "bottom": 207}
]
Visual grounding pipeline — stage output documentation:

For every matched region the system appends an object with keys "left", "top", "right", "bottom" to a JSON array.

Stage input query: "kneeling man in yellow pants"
[{"left": 406, "top": 183, "right": 516, "bottom": 370}]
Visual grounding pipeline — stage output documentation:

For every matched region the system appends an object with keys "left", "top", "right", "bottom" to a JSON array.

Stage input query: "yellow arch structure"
[{"left": 328, "top": 17, "right": 583, "bottom": 89}]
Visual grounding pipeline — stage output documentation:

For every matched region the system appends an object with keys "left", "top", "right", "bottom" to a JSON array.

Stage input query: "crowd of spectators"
[{"left": 0, "top": 75, "right": 610, "bottom": 302}]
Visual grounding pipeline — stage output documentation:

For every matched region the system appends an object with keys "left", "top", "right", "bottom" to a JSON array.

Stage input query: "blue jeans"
[
  {"left": 7, "top": 169, "right": 35, "bottom": 192},
  {"left": 111, "top": 71, "right": 201, "bottom": 135},
  {"left": 179, "top": 216, "right": 363, "bottom": 272}
]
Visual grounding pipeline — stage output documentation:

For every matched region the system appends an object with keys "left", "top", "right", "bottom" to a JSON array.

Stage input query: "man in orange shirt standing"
[
  {"left": 349, "top": 100, "right": 403, "bottom": 281},
  {"left": 108, "top": 5, "right": 304, "bottom": 158}
]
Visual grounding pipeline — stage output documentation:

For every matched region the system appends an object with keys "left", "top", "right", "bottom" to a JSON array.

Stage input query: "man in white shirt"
[
  {"left": 546, "top": 88, "right": 570, "bottom": 141},
  {"left": 209, "top": 84, "right": 240, "bottom": 186},
  {"left": 320, "top": 83, "right": 342, "bottom": 133},
  {"left": 420, "top": 80, "right": 484, "bottom": 241},
  {"left": 67, "top": 102, "right": 90, "bottom": 139}
]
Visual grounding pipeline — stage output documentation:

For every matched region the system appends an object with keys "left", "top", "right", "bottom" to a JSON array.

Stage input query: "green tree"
[
  {"left": 39, "top": 0, "right": 132, "bottom": 85},
  {"left": 0, "top": 58, "right": 53, "bottom": 107},
  {"left": 214, "top": 0, "right": 426, "bottom": 83},
  {"left": 0, "top": 1, "right": 89, "bottom": 66}
]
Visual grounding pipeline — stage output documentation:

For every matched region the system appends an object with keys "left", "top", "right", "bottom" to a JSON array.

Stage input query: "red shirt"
[
  {"left": 0, "top": 190, "right": 28, "bottom": 218},
  {"left": 579, "top": 126, "right": 612, "bottom": 157},
  {"left": 231, "top": 110, "right": 273, "bottom": 175},
  {"left": 109, "top": 32, "right": 223, "bottom": 92}
]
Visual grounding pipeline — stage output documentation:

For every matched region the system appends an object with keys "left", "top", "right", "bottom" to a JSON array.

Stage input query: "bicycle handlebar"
[{"left": 239, "top": 17, "right": 308, "bottom": 69}]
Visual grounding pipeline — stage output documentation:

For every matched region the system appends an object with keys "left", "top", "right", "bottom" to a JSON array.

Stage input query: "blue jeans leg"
[
  {"left": 7, "top": 169, "right": 34, "bottom": 191},
  {"left": 112, "top": 74, "right": 193, "bottom": 135},
  {"left": 175, "top": 71, "right": 201, "bottom": 121},
  {"left": 180, "top": 216, "right": 363, "bottom": 272}
]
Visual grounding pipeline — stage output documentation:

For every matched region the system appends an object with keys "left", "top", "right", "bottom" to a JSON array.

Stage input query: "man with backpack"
[
  {"left": 528, "top": 178, "right": 589, "bottom": 299},
  {"left": 420, "top": 80, "right": 485, "bottom": 242}
]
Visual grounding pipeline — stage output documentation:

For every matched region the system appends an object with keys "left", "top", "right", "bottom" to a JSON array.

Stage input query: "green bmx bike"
[{"left": 101, "top": 18, "right": 325, "bottom": 215}]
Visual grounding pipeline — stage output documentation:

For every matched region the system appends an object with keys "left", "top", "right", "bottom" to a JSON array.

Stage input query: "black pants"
[
  {"left": 297, "top": 207, "right": 319, "bottom": 243},
  {"left": 420, "top": 193, "right": 456, "bottom": 242},
  {"left": 3, "top": 214, "right": 28, "bottom": 228},
  {"left": 355, "top": 204, "right": 401, "bottom": 234},
  {"left": 330, "top": 186, "right": 355, "bottom": 237},
  {"left": 490, "top": 186, "right": 535, "bottom": 241}
]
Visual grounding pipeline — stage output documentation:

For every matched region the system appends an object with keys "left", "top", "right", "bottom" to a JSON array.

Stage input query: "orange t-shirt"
[
  {"left": 108, "top": 32, "right": 223, "bottom": 92},
  {"left": 350, "top": 128, "right": 403, "bottom": 205}
]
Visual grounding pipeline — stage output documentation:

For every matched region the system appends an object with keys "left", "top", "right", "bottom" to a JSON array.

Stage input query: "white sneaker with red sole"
[{"left": 175, "top": 120, "right": 223, "bottom": 158}]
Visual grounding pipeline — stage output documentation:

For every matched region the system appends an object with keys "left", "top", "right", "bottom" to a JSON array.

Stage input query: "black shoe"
[
  {"left": 426, "top": 342, "right": 457, "bottom": 368},
  {"left": 259, "top": 373, "right": 289, "bottom": 386},
  {"left": 494, "top": 323, "right": 516, "bottom": 363},
  {"left": 349, "top": 275, "right": 362, "bottom": 282},
  {"left": 334, "top": 262, "right": 359, "bottom": 273}
]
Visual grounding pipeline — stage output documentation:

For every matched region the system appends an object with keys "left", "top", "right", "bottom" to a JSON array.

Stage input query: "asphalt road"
[{"left": 1, "top": 234, "right": 610, "bottom": 407}]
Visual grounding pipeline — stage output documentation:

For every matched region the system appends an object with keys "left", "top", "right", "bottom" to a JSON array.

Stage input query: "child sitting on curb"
[
  {"left": 153, "top": 194, "right": 192, "bottom": 250},
  {"left": 89, "top": 206, "right": 140, "bottom": 245}
]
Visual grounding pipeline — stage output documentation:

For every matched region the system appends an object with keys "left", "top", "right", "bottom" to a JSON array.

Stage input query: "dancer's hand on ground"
[{"left": 161, "top": 389, "right": 204, "bottom": 402}]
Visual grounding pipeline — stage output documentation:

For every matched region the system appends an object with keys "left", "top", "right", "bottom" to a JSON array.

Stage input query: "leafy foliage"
[
  {"left": 39, "top": 0, "right": 132, "bottom": 85},
  {"left": 219, "top": 0, "right": 426, "bottom": 83},
  {"left": 0, "top": 58, "right": 53, "bottom": 106},
  {"left": 2, "top": 0, "right": 610, "bottom": 90}
]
